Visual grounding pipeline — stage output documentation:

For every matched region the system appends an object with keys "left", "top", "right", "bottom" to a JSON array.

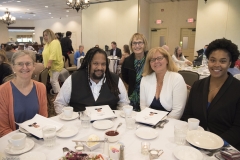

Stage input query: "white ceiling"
[{"left": 0, "top": 0, "right": 197, "bottom": 21}]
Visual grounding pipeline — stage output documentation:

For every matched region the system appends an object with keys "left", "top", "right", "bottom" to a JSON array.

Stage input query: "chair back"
[
  {"left": 178, "top": 70, "right": 199, "bottom": 86},
  {"left": 69, "top": 54, "right": 75, "bottom": 66},
  {"left": 39, "top": 68, "right": 49, "bottom": 86},
  {"left": 234, "top": 74, "right": 240, "bottom": 80},
  {"left": 32, "top": 63, "right": 44, "bottom": 81},
  {"left": 2, "top": 74, "right": 15, "bottom": 83}
]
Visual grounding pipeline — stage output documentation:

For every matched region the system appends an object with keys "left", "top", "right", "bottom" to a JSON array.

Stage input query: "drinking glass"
[
  {"left": 81, "top": 111, "right": 91, "bottom": 128},
  {"left": 42, "top": 125, "right": 56, "bottom": 147},
  {"left": 141, "top": 141, "right": 150, "bottom": 155},
  {"left": 174, "top": 124, "right": 188, "bottom": 145},
  {"left": 125, "top": 116, "right": 135, "bottom": 129}
]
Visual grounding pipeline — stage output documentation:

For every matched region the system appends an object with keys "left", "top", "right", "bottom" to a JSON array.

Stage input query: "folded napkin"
[
  {"left": 135, "top": 108, "right": 169, "bottom": 126},
  {"left": 18, "top": 114, "right": 63, "bottom": 138},
  {"left": 85, "top": 105, "right": 117, "bottom": 121}
]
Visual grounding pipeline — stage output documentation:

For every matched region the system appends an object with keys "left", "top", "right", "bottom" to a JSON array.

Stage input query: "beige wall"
[
  {"left": 82, "top": 0, "right": 138, "bottom": 52},
  {"left": 149, "top": 1, "right": 198, "bottom": 55},
  {"left": 0, "top": 23, "right": 9, "bottom": 44},
  {"left": 195, "top": 0, "right": 240, "bottom": 53},
  {"left": 139, "top": 0, "right": 150, "bottom": 43}
]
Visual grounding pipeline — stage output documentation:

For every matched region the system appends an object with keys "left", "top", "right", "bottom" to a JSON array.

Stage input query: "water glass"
[
  {"left": 125, "top": 116, "right": 135, "bottom": 129},
  {"left": 81, "top": 112, "right": 91, "bottom": 128},
  {"left": 174, "top": 124, "right": 187, "bottom": 145},
  {"left": 141, "top": 141, "right": 150, "bottom": 155},
  {"left": 42, "top": 125, "right": 56, "bottom": 147}
]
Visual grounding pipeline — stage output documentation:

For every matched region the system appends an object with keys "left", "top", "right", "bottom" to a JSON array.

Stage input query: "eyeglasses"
[
  {"left": 150, "top": 56, "right": 165, "bottom": 63},
  {"left": 14, "top": 62, "right": 33, "bottom": 67},
  {"left": 132, "top": 41, "right": 144, "bottom": 46}
]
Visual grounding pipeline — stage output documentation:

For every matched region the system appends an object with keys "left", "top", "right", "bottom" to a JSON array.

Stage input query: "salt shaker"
[{"left": 119, "top": 144, "right": 124, "bottom": 160}]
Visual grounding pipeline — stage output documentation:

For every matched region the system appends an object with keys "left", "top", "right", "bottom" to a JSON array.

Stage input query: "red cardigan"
[{"left": 0, "top": 80, "right": 48, "bottom": 137}]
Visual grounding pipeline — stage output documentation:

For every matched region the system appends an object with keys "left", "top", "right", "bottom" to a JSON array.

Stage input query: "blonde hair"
[
  {"left": 43, "top": 29, "right": 56, "bottom": 44},
  {"left": 129, "top": 33, "right": 148, "bottom": 53},
  {"left": 142, "top": 47, "right": 178, "bottom": 76},
  {"left": 0, "top": 49, "right": 8, "bottom": 63}
]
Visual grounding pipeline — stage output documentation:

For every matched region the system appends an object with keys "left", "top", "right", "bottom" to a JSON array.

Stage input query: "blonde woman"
[
  {"left": 42, "top": 29, "right": 63, "bottom": 95},
  {"left": 0, "top": 50, "right": 47, "bottom": 137},
  {"left": 140, "top": 47, "right": 187, "bottom": 119}
]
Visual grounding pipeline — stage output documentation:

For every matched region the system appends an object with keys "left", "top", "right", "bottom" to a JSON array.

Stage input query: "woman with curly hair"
[{"left": 181, "top": 38, "right": 240, "bottom": 150}]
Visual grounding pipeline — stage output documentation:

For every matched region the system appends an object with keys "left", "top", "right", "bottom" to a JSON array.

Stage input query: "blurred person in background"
[
  {"left": 119, "top": 44, "right": 130, "bottom": 65},
  {"left": 0, "top": 50, "right": 13, "bottom": 85},
  {"left": 172, "top": 46, "right": 192, "bottom": 67}
]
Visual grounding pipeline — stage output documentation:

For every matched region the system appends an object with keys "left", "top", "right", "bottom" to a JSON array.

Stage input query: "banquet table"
[
  {"left": 179, "top": 65, "right": 210, "bottom": 79},
  {"left": 0, "top": 111, "right": 223, "bottom": 160},
  {"left": 77, "top": 56, "right": 119, "bottom": 74}
]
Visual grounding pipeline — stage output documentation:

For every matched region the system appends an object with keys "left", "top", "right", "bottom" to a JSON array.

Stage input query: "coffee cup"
[
  {"left": 8, "top": 133, "right": 26, "bottom": 150},
  {"left": 188, "top": 118, "right": 200, "bottom": 130},
  {"left": 122, "top": 105, "right": 133, "bottom": 117},
  {"left": 62, "top": 107, "right": 73, "bottom": 118}
]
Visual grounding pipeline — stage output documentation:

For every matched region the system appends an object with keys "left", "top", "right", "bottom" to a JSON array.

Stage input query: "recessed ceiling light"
[
  {"left": 49, "top": 13, "right": 51, "bottom": 14},
  {"left": 51, "top": 17, "right": 53, "bottom": 18},
  {"left": 27, "top": 9, "right": 29, "bottom": 10},
  {"left": 28, "top": 18, "right": 30, "bottom": 19},
  {"left": 17, "top": 1, "right": 21, "bottom": 2},
  {"left": 66, "top": 15, "right": 68, "bottom": 17},
  {"left": 45, "top": 6, "right": 48, "bottom": 8},
  {"left": 33, "top": 14, "right": 36, "bottom": 16},
  {"left": 66, "top": 10, "right": 69, "bottom": 12}
]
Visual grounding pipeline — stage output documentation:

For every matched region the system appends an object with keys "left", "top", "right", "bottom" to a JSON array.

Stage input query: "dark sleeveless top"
[
  {"left": 69, "top": 69, "right": 119, "bottom": 111},
  {"left": 150, "top": 97, "right": 168, "bottom": 112}
]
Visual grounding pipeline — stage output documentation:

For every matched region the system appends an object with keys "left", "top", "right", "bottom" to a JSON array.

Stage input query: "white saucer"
[
  {"left": 173, "top": 146, "right": 203, "bottom": 160},
  {"left": 5, "top": 139, "right": 35, "bottom": 155},
  {"left": 57, "top": 126, "right": 79, "bottom": 138},
  {"left": 135, "top": 127, "right": 158, "bottom": 139},
  {"left": 120, "top": 111, "right": 137, "bottom": 118},
  {"left": 93, "top": 120, "right": 113, "bottom": 130},
  {"left": 19, "top": 151, "right": 46, "bottom": 160},
  {"left": 59, "top": 112, "right": 79, "bottom": 120}
]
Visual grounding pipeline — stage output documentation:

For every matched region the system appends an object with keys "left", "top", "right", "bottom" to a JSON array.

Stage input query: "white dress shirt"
[
  {"left": 140, "top": 71, "right": 187, "bottom": 119},
  {"left": 54, "top": 75, "right": 130, "bottom": 114}
]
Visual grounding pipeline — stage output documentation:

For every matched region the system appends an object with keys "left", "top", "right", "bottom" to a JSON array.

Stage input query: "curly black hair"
[
  {"left": 205, "top": 38, "right": 240, "bottom": 68},
  {"left": 79, "top": 47, "right": 120, "bottom": 97}
]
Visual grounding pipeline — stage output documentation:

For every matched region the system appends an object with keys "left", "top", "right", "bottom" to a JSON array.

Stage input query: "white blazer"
[{"left": 140, "top": 71, "right": 187, "bottom": 119}]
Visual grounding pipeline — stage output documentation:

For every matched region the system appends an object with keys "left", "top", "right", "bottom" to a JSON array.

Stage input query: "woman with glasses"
[
  {"left": 172, "top": 46, "right": 192, "bottom": 68},
  {"left": 182, "top": 38, "right": 240, "bottom": 150},
  {"left": 0, "top": 50, "right": 48, "bottom": 137},
  {"left": 42, "top": 29, "right": 63, "bottom": 95},
  {"left": 140, "top": 47, "right": 187, "bottom": 119},
  {"left": 121, "top": 33, "right": 148, "bottom": 111}
]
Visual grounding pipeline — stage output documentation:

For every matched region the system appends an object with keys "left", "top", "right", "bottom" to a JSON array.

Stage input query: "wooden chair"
[
  {"left": 2, "top": 74, "right": 15, "bottom": 83},
  {"left": 178, "top": 70, "right": 199, "bottom": 87}
]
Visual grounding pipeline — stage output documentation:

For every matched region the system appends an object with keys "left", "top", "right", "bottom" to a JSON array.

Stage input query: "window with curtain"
[{"left": 16, "top": 35, "right": 33, "bottom": 42}]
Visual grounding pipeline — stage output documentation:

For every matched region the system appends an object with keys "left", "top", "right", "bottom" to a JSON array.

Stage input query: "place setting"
[{"left": 59, "top": 107, "right": 79, "bottom": 121}]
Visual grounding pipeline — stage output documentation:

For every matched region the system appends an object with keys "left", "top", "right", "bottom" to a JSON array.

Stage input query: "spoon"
[
  {"left": 115, "top": 123, "right": 122, "bottom": 133},
  {"left": 78, "top": 112, "right": 80, "bottom": 120}
]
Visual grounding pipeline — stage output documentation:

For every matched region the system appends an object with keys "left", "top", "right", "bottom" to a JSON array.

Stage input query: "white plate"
[
  {"left": 57, "top": 126, "right": 79, "bottom": 138},
  {"left": 135, "top": 127, "right": 158, "bottom": 139},
  {"left": 5, "top": 139, "right": 35, "bottom": 155},
  {"left": 120, "top": 111, "right": 137, "bottom": 118},
  {"left": 92, "top": 120, "right": 113, "bottom": 130},
  {"left": 173, "top": 146, "right": 203, "bottom": 160},
  {"left": 19, "top": 151, "right": 46, "bottom": 160},
  {"left": 186, "top": 130, "right": 224, "bottom": 150},
  {"left": 59, "top": 112, "right": 79, "bottom": 120}
]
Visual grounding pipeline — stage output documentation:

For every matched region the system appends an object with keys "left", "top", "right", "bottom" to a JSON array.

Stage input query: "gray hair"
[
  {"left": 79, "top": 45, "right": 84, "bottom": 48},
  {"left": 11, "top": 50, "right": 36, "bottom": 64}
]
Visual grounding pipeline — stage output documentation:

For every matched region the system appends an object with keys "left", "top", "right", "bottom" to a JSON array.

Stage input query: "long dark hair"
[
  {"left": 174, "top": 46, "right": 182, "bottom": 58},
  {"left": 79, "top": 47, "right": 120, "bottom": 97},
  {"left": 123, "top": 44, "right": 130, "bottom": 55}
]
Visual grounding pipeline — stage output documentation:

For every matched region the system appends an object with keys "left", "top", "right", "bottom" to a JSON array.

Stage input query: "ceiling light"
[
  {"left": 66, "top": 0, "right": 90, "bottom": 12},
  {"left": 27, "top": 9, "right": 29, "bottom": 10},
  {"left": 33, "top": 14, "right": 36, "bottom": 16},
  {"left": 45, "top": 6, "right": 48, "bottom": 8},
  {"left": 17, "top": 1, "right": 21, "bottom": 2},
  {"left": 51, "top": 17, "right": 53, "bottom": 18},
  {"left": 0, "top": 8, "right": 16, "bottom": 26},
  {"left": 49, "top": 13, "right": 51, "bottom": 14},
  {"left": 66, "top": 15, "right": 68, "bottom": 17},
  {"left": 66, "top": 10, "right": 69, "bottom": 12}
]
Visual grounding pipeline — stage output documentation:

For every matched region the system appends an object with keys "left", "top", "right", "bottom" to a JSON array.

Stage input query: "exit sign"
[{"left": 187, "top": 18, "right": 194, "bottom": 23}]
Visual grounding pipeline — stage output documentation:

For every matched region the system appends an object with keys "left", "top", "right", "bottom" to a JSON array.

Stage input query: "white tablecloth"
[
  {"left": 77, "top": 57, "right": 119, "bottom": 73},
  {"left": 0, "top": 111, "right": 219, "bottom": 160},
  {"left": 180, "top": 66, "right": 210, "bottom": 79}
]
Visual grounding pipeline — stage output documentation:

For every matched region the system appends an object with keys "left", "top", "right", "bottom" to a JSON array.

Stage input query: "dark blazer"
[
  {"left": 121, "top": 51, "right": 147, "bottom": 96},
  {"left": 110, "top": 48, "right": 122, "bottom": 58},
  {"left": 60, "top": 37, "right": 73, "bottom": 54},
  {"left": 181, "top": 73, "right": 240, "bottom": 150}
]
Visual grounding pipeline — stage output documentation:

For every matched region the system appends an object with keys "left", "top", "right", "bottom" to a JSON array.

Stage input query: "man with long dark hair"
[{"left": 54, "top": 47, "right": 129, "bottom": 113}]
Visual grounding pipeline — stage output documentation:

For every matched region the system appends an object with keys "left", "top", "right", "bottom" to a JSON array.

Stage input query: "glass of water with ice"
[{"left": 42, "top": 125, "right": 56, "bottom": 147}]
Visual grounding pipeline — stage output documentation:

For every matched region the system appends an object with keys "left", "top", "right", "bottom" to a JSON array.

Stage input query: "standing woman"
[
  {"left": 181, "top": 38, "right": 240, "bottom": 150},
  {"left": 121, "top": 33, "right": 148, "bottom": 111},
  {"left": 42, "top": 29, "right": 63, "bottom": 95},
  {"left": 0, "top": 50, "right": 47, "bottom": 137},
  {"left": 172, "top": 46, "right": 192, "bottom": 67}
]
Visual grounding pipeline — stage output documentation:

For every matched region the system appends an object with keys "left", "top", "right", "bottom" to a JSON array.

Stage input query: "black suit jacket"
[
  {"left": 182, "top": 73, "right": 240, "bottom": 150},
  {"left": 110, "top": 48, "right": 122, "bottom": 58},
  {"left": 60, "top": 37, "right": 73, "bottom": 54}
]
